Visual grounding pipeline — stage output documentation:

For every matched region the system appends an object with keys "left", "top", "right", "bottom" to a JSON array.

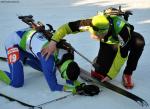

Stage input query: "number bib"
[{"left": 7, "top": 47, "right": 20, "bottom": 64}]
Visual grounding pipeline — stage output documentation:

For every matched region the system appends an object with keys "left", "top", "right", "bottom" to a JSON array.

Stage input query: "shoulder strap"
[{"left": 106, "top": 16, "right": 118, "bottom": 41}]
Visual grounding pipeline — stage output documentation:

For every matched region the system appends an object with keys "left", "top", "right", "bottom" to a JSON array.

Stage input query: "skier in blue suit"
[{"left": 0, "top": 16, "right": 99, "bottom": 96}]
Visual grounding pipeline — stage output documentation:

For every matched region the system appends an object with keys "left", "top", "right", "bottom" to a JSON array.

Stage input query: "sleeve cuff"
[{"left": 51, "top": 39, "right": 59, "bottom": 43}]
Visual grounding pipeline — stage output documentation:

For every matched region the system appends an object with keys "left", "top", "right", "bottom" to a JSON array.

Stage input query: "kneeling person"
[{"left": 0, "top": 18, "right": 99, "bottom": 96}]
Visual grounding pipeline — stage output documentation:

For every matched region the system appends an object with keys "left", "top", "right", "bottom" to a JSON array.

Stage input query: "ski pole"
[
  {"left": 70, "top": 46, "right": 100, "bottom": 69},
  {"left": 35, "top": 93, "right": 74, "bottom": 109},
  {"left": 72, "top": 47, "right": 93, "bottom": 64}
]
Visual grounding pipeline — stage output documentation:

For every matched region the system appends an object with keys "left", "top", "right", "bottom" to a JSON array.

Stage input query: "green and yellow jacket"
[{"left": 51, "top": 15, "right": 133, "bottom": 79}]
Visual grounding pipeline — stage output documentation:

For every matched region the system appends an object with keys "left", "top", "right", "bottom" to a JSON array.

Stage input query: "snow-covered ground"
[{"left": 0, "top": 0, "right": 150, "bottom": 109}]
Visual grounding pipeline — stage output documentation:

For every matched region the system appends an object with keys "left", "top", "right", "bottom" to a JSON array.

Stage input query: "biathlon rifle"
[{"left": 18, "top": 15, "right": 55, "bottom": 40}]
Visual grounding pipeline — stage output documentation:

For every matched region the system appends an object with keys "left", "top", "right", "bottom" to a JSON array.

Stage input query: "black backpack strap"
[{"left": 106, "top": 16, "right": 118, "bottom": 41}]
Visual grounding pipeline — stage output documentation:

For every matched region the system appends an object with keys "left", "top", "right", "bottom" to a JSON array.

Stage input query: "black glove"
[
  {"left": 56, "top": 39, "right": 73, "bottom": 52},
  {"left": 75, "top": 83, "right": 100, "bottom": 96}
]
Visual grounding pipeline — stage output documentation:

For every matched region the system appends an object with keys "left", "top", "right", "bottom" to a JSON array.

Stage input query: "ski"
[
  {"left": 0, "top": 57, "right": 7, "bottom": 61},
  {"left": 0, "top": 93, "right": 37, "bottom": 109},
  {"left": 0, "top": 92, "right": 74, "bottom": 109},
  {"left": 80, "top": 68, "right": 149, "bottom": 107}
]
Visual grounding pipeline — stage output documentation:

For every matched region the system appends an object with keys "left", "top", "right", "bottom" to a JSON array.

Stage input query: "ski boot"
[{"left": 122, "top": 74, "right": 134, "bottom": 89}]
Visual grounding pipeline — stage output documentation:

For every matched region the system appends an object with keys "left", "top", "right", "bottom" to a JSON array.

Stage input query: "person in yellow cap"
[{"left": 41, "top": 8, "right": 145, "bottom": 89}]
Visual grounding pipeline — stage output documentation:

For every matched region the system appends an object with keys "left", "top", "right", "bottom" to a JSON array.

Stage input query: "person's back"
[{"left": 5, "top": 28, "right": 30, "bottom": 49}]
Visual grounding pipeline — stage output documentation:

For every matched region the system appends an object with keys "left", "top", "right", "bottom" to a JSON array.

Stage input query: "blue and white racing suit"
[{"left": 1, "top": 28, "right": 64, "bottom": 91}]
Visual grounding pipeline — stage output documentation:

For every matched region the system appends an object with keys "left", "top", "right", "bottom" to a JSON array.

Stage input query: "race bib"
[{"left": 7, "top": 47, "right": 20, "bottom": 64}]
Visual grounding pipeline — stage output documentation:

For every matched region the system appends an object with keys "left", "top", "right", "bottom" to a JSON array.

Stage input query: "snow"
[{"left": 0, "top": 0, "right": 150, "bottom": 109}]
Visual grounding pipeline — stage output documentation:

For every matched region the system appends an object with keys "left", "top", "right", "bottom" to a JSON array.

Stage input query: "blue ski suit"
[{"left": 1, "top": 28, "right": 64, "bottom": 91}]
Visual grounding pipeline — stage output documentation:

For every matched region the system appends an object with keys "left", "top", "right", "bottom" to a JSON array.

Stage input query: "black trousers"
[{"left": 95, "top": 31, "right": 145, "bottom": 76}]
